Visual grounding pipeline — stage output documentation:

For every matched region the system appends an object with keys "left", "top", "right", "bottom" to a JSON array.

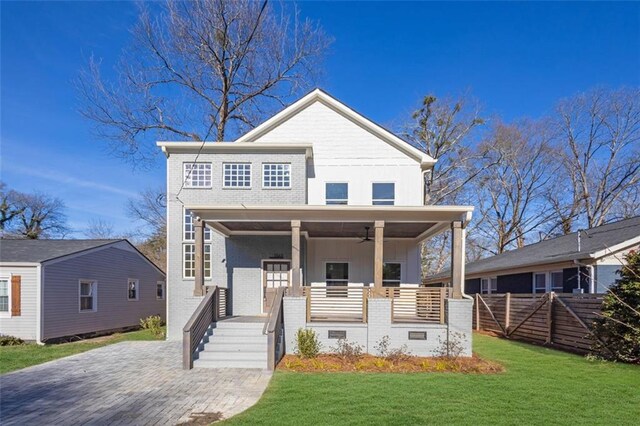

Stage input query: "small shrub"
[
  {"left": 295, "top": 328, "right": 321, "bottom": 358},
  {"left": 310, "top": 359, "right": 325, "bottom": 370},
  {"left": 139, "top": 315, "right": 164, "bottom": 337},
  {"left": 0, "top": 335, "right": 25, "bottom": 346},
  {"left": 435, "top": 332, "right": 466, "bottom": 358},
  {"left": 373, "top": 358, "right": 389, "bottom": 369},
  {"left": 330, "top": 338, "right": 364, "bottom": 362},
  {"left": 374, "top": 335, "right": 412, "bottom": 361}
]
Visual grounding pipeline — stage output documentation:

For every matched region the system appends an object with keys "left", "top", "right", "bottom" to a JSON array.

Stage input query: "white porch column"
[
  {"left": 450, "top": 220, "right": 465, "bottom": 299},
  {"left": 291, "top": 220, "right": 301, "bottom": 296},
  {"left": 194, "top": 218, "right": 205, "bottom": 297},
  {"left": 374, "top": 220, "right": 384, "bottom": 297}
]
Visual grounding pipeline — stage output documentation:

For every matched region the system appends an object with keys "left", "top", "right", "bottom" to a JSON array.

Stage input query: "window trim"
[
  {"left": 182, "top": 243, "right": 213, "bottom": 280},
  {"left": 382, "top": 262, "right": 402, "bottom": 287},
  {"left": 372, "top": 182, "right": 395, "bottom": 206},
  {"left": 79, "top": 279, "right": 98, "bottom": 313},
  {"left": 0, "top": 276, "right": 11, "bottom": 318},
  {"left": 222, "top": 162, "right": 252, "bottom": 189},
  {"left": 262, "top": 163, "right": 292, "bottom": 189},
  {"left": 183, "top": 162, "right": 212, "bottom": 189},
  {"left": 156, "top": 281, "right": 165, "bottom": 300},
  {"left": 533, "top": 272, "right": 547, "bottom": 294},
  {"left": 324, "top": 261, "right": 350, "bottom": 286},
  {"left": 325, "top": 182, "right": 349, "bottom": 205},
  {"left": 480, "top": 277, "right": 498, "bottom": 294},
  {"left": 127, "top": 278, "right": 139, "bottom": 301},
  {"left": 550, "top": 270, "right": 564, "bottom": 292}
]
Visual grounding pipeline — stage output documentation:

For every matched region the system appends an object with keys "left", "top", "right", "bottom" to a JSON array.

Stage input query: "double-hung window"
[
  {"left": 156, "top": 281, "right": 165, "bottom": 300},
  {"left": 383, "top": 263, "right": 401, "bottom": 287},
  {"left": 551, "top": 271, "right": 564, "bottom": 292},
  {"left": 128, "top": 279, "right": 139, "bottom": 301},
  {"left": 223, "top": 163, "right": 251, "bottom": 188},
  {"left": 79, "top": 280, "right": 97, "bottom": 312},
  {"left": 481, "top": 277, "right": 498, "bottom": 294},
  {"left": 263, "top": 163, "right": 291, "bottom": 188},
  {"left": 183, "top": 163, "right": 212, "bottom": 188},
  {"left": 183, "top": 244, "right": 212, "bottom": 279},
  {"left": 0, "top": 278, "right": 9, "bottom": 314},
  {"left": 326, "top": 183, "right": 348, "bottom": 205},
  {"left": 372, "top": 183, "right": 395, "bottom": 205},
  {"left": 534, "top": 273, "right": 547, "bottom": 294}
]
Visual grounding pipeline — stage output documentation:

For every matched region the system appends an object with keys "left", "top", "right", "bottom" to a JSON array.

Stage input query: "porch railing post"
[
  {"left": 450, "top": 221, "right": 465, "bottom": 299},
  {"left": 373, "top": 221, "right": 384, "bottom": 297},
  {"left": 291, "top": 220, "right": 301, "bottom": 296}
]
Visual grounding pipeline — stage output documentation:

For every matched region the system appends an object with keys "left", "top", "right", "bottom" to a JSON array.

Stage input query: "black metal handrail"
[{"left": 263, "top": 286, "right": 286, "bottom": 370}]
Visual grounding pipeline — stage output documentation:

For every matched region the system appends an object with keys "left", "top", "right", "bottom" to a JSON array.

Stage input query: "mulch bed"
[{"left": 277, "top": 354, "right": 503, "bottom": 373}]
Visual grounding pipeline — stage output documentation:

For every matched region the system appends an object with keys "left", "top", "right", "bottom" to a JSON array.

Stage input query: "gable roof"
[
  {"left": 430, "top": 216, "right": 640, "bottom": 280},
  {"left": 235, "top": 88, "right": 437, "bottom": 169},
  {"left": 0, "top": 239, "right": 140, "bottom": 264}
]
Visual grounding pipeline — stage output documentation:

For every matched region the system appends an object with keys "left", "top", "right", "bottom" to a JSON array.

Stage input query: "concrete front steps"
[{"left": 193, "top": 318, "right": 268, "bottom": 369}]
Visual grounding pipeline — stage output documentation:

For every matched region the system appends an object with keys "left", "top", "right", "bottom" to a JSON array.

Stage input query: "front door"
[{"left": 263, "top": 260, "right": 291, "bottom": 313}]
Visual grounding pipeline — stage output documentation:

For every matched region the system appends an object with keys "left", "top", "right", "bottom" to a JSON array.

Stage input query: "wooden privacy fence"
[{"left": 474, "top": 292, "right": 605, "bottom": 354}]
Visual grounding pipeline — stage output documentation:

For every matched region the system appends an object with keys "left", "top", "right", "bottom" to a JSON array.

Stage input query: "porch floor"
[{"left": 218, "top": 315, "right": 266, "bottom": 323}]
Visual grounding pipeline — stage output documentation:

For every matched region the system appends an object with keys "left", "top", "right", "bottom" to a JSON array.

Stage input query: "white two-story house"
[{"left": 158, "top": 89, "right": 474, "bottom": 369}]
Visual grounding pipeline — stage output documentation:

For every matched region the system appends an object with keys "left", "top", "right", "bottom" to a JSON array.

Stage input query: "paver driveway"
[{"left": 0, "top": 341, "right": 272, "bottom": 425}]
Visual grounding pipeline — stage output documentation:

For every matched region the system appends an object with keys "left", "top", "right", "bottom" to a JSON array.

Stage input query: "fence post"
[
  {"left": 546, "top": 292, "right": 554, "bottom": 344},
  {"left": 504, "top": 292, "right": 511, "bottom": 334},
  {"left": 305, "top": 289, "right": 311, "bottom": 323},
  {"left": 475, "top": 293, "right": 480, "bottom": 331}
]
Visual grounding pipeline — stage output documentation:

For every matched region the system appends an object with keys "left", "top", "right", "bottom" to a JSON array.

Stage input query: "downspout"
[{"left": 573, "top": 260, "right": 595, "bottom": 293}]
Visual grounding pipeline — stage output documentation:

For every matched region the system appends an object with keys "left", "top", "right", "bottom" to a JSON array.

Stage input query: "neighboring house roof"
[
  {"left": 235, "top": 88, "right": 437, "bottom": 169},
  {"left": 431, "top": 216, "right": 640, "bottom": 280},
  {"left": 0, "top": 239, "right": 155, "bottom": 266}
]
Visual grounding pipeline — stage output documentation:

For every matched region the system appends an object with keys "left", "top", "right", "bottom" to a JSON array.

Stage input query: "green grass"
[
  {"left": 224, "top": 334, "right": 640, "bottom": 425},
  {"left": 0, "top": 328, "right": 164, "bottom": 374}
]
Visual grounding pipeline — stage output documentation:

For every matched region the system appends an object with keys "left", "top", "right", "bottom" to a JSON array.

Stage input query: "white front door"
[{"left": 263, "top": 261, "right": 291, "bottom": 313}]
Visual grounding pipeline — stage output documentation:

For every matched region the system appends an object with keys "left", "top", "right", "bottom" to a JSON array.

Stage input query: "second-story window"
[
  {"left": 372, "top": 183, "right": 395, "bottom": 205},
  {"left": 326, "top": 183, "right": 348, "bottom": 205},
  {"left": 263, "top": 163, "right": 291, "bottom": 188},
  {"left": 183, "top": 163, "right": 212, "bottom": 188},
  {"left": 223, "top": 163, "right": 251, "bottom": 188}
]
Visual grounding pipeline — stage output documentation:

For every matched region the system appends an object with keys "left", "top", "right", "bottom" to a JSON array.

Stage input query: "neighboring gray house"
[
  {"left": 0, "top": 239, "right": 166, "bottom": 342},
  {"left": 160, "top": 89, "right": 474, "bottom": 369},
  {"left": 426, "top": 216, "right": 640, "bottom": 295}
]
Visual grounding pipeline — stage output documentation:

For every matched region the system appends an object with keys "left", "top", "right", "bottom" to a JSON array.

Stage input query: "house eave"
[{"left": 156, "top": 141, "right": 314, "bottom": 159}]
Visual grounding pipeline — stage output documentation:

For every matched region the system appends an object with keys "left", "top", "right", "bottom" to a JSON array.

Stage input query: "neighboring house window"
[
  {"left": 383, "top": 263, "right": 401, "bottom": 287},
  {"left": 183, "top": 163, "right": 212, "bottom": 188},
  {"left": 480, "top": 277, "right": 498, "bottom": 294},
  {"left": 551, "top": 271, "right": 564, "bottom": 292},
  {"left": 372, "top": 183, "right": 395, "bottom": 205},
  {"left": 223, "top": 163, "right": 251, "bottom": 188},
  {"left": 183, "top": 244, "right": 212, "bottom": 279},
  {"left": 157, "top": 281, "right": 165, "bottom": 300},
  {"left": 326, "top": 183, "right": 348, "bottom": 205},
  {"left": 0, "top": 278, "right": 9, "bottom": 314},
  {"left": 184, "top": 209, "right": 211, "bottom": 241},
  {"left": 79, "top": 280, "right": 97, "bottom": 312},
  {"left": 326, "top": 262, "right": 349, "bottom": 297},
  {"left": 263, "top": 163, "right": 291, "bottom": 188},
  {"left": 534, "top": 273, "right": 546, "bottom": 294},
  {"left": 128, "top": 279, "right": 139, "bottom": 301}
]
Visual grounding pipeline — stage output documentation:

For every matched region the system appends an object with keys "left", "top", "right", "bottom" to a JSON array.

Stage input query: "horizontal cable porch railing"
[
  {"left": 384, "top": 287, "right": 449, "bottom": 324},
  {"left": 303, "top": 286, "right": 370, "bottom": 323}
]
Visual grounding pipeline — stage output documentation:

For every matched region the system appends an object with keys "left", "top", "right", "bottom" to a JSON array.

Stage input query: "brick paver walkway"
[{"left": 0, "top": 341, "right": 272, "bottom": 425}]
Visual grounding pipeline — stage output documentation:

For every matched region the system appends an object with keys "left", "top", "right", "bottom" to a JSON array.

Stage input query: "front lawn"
[
  {"left": 0, "top": 328, "right": 164, "bottom": 374},
  {"left": 224, "top": 334, "right": 640, "bottom": 425}
]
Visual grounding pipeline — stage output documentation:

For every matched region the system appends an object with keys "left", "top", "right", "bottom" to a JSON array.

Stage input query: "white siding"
[
  {"left": 253, "top": 101, "right": 424, "bottom": 206},
  {"left": 0, "top": 265, "right": 38, "bottom": 340},
  {"left": 306, "top": 239, "right": 420, "bottom": 285}
]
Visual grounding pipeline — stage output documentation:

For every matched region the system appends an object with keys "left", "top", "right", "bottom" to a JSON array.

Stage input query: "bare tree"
[
  {"left": 84, "top": 218, "right": 117, "bottom": 239},
  {"left": 13, "top": 192, "right": 69, "bottom": 239},
  {"left": 127, "top": 188, "right": 167, "bottom": 271},
  {"left": 0, "top": 182, "right": 25, "bottom": 232},
  {"left": 77, "top": 0, "right": 331, "bottom": 165},
  {"left": 548, "top": 87, "right": 640, "bottom": 232},
  {"left": 474, "top": 121, "right": 558, "bottom": 254}
]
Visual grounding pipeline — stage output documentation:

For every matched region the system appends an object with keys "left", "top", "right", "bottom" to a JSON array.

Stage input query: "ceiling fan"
[{"left": 359, "top": 226, "right": 373, "bottom": 243}]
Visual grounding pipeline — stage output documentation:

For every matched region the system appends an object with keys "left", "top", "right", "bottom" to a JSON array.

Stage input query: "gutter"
[{"left": 573, "top": 260, "right": 595, "bottom": 293}]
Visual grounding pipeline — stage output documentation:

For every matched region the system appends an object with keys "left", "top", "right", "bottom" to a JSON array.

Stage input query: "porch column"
[
  {"left": 194, "top": 218, "right": 206, "bottom": 297},
  {"left": 374, "top": 220, "right": 384, "bottom": 297},
  {"left": 450, "top": 220, "right": 465, "bottom": 299},
  {"left": 291, "top": 220, "right": 301, "bottom": 296}
]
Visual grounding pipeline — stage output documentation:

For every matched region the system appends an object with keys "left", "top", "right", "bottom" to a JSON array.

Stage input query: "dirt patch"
[
  {"left": 278, "top": 354, "right": 503, "bottom": 374},
  {"left": 177, "top": 412, "right": 224, "bottom": 425}
]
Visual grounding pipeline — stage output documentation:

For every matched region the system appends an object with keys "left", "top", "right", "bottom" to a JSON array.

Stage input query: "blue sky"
[{"left": 2, "top": 1, "right": 639, "bottom": 237}]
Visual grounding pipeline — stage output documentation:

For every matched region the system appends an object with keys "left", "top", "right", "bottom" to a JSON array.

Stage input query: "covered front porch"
[{"left": 187, "top": 205, "right": 471, "bottom": 320}]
